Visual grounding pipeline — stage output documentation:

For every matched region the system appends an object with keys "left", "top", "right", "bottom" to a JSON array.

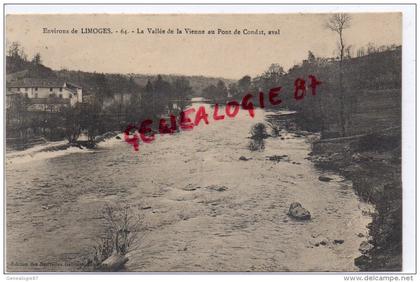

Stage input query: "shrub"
[
  {"left": 250, "top": 123, "right": 269, "bottom": 140},
  {"left": 87, "top": 204, "right": 144, "bottom": 270}
]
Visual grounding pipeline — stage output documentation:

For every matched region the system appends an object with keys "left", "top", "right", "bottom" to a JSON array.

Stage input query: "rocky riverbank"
[{"left": 308, "top": 127, "right": 402, "bottom": 271}]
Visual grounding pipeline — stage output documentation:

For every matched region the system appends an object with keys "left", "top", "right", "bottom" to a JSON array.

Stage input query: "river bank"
[{"left": 307, "top": 127, "right": 402, "bottom": 271}]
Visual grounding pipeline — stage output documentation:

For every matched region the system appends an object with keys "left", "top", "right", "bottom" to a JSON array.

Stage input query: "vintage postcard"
[{"left": 3, "top": 7, "right": 414, "bottom": 274}]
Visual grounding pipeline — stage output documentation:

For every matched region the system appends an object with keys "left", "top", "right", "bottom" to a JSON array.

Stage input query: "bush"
[
  {"left": 250, "top": 123, "right": 269, "bottom": 140},
  {"left": 86, "top": 204, "right": 144, "bottom": 270}
]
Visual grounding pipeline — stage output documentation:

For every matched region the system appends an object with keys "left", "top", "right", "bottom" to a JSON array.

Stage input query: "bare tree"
[
  {"left": 326, "top": 14, "right": 352, "bottom": 62},
  {"left": 326, "top": 13, "right": 352, "bottom": 136}
]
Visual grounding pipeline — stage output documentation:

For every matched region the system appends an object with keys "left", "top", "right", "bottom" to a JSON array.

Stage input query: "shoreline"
[
  {"left": 267, "top": 110, "right": 401, "bottom": 271},
  {"left": 307, "top": 127, "right": 402, "bottom": 271}
]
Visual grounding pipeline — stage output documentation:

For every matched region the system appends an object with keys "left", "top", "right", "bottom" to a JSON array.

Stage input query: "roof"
[{"left": 65, "top": 82, "right": 82, "bottom": 89}]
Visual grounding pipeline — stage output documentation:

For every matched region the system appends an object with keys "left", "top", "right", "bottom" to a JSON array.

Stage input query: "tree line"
[{"left": 7, "top": 13, "right": 401, "bottom": 145}]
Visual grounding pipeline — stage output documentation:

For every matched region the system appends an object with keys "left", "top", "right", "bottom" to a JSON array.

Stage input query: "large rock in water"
[
  {"left": 318, "top": 175, "right": 333, "bottom": 182},
  {"left": 287, "top": 202, "right": 311, "bottom": 220}
]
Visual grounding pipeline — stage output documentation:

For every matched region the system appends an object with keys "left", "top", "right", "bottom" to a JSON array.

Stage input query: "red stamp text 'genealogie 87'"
[{"left": 123, "top": 75, "right": 322, "bottom": 152}]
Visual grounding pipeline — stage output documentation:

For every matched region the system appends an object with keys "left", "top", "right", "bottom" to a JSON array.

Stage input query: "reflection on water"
[{"left": 6, "top": 102, "right": 372, "bottom": 272}]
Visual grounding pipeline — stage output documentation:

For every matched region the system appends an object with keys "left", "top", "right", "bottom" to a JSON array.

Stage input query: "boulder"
[
  {"left": 309, "top": 237, "right": 329, "bottom": 247},
  {"left": 207, "top": 185, "right": 228, "bottom": 192},
  {"left": 239, "top": 156, "right": 251, "bottom": 161},
  {"left": 319, "top": 176, "right": 333, "bottom": 182},
  {"left": 287, "top": 202, "right": 311, "bottom": 220},
  {"left": 359, "top": 241, "right": 374, "bottom": 254},
  {"left": 100, "top": 253, "right": 128, "bottom": 271},
  {"left": 266, "top": 155, "right": 289, "bottom": 162},
  {"left": 354, "top": 255, "right": 370, "bottom": 268}
]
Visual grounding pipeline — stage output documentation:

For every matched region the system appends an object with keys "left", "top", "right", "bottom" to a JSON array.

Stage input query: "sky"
[{"left": 6, "top": 13, "right": 401, "bottom": 79}]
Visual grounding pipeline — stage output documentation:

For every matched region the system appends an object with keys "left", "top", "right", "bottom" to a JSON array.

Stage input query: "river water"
[{"left": 6, "top": 101, "right": 372, "bottom": 272}]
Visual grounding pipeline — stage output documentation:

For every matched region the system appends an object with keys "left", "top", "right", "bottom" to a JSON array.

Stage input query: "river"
[{"left": 6, "top": 101, "right": 372, "bottom": 272}]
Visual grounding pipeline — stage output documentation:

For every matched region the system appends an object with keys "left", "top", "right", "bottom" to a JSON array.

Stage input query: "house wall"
[
  {"left": 76, "top": 88, "right": 83, "bottom": 103},
  {"left": 7, "top": 86, "right": 82, "bottom": 106}
]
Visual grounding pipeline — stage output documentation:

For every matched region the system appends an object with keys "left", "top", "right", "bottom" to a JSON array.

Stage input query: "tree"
[
  {"left": 140, "top": 79, "right": 155, "bottom": 119},
  {"left": 94, "top": 73, "right": 112, "bottom": 106},
  {"left": 6, "top": 41, "right": 28, "bottom": 73},
  {"left": 172, "top": 77, "right": 192, "bottom": 113},
  {"left": 215, "top": 80, "right": 228, "bottom": 102},
  {"left": 345, "top": 45, "right": 353, "bottom": 59},
  {"left": 326, "top": 13, "right": 352, "bottom": 136},
  {"left": 228, "top": 83, "right": 240, "bottom": 99},
  {"left": 6, "top": 94, "right": 30, "bottom": 138},
  {"left": 266, "top": 64, "right": 285, "bottom": 77},
  {"left": 326, "top": 14, "right": 352, "bottom": 62},
  {"left": 357, "top": 47, "right": 365, "bottom": 57},
  {"left": 238, "top": 75, "right": 252, "bottom": 93},
  {"left": 7, "top": 42, "right": 23, "bottom": 58},
  {"left": 307, "top": 51, "right": 316, "bottom": 63},
  {"left": 265, "top": 64, "right": 285, "bottom": 84},
  {"left": 62, "top": 105, "right": 82, "bottom": 143},
  {"left": 80, "top": 101, "right": 104, "bottom": 142},
  {"left": 154, "top": 75, "right": 172, "bottom": 114},
  {"left": 201, "top": 81, "right": 227, "bottom": 103},
  {"left": 31, "top": 53, "right": 42, "bottom": 65},
  {"left": 126, "top": 92, "right": 142, "bottom": 124},
  {"left": 202, "top": 84, "right": 218, "bottom": 101},
  {"left": 367, "top": 42, "right": 377, "bottom": 54},
  {"left": 253, "top": 64, "right": 285, "bottom": 93}
]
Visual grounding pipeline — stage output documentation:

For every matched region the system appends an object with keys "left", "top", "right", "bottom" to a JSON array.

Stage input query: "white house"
[{"left": 7, "top": 78, "right": 83, "bottom": 107}]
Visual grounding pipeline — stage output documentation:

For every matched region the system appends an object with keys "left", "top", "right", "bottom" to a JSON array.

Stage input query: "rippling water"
[{"left": 6, "top": 102, "right": 372, "bottom": 272}]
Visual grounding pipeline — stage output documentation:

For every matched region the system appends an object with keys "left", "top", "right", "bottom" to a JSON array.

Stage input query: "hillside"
[
  {"left": 6, "top": 55, "right": 234, "bottom": 98},
  {"left": 6, "top": 56, "right": 56, "bottom": 79},
  {"left": 275, "top": 47, "right": 402, "bottom": 137}
]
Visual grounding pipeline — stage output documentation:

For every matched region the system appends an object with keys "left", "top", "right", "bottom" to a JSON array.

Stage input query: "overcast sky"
[{"left": 6, "top": 13, "right": 401, "bottom": 79}]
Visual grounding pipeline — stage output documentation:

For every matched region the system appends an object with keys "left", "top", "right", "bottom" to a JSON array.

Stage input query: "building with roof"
[{"left": 7, "top": 78, "right": 83, "bottom": 108}]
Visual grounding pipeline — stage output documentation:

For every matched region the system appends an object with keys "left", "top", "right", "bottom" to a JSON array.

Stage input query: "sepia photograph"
[{"left": 3, "top": 7, "right": 414, "bottom": 275}]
